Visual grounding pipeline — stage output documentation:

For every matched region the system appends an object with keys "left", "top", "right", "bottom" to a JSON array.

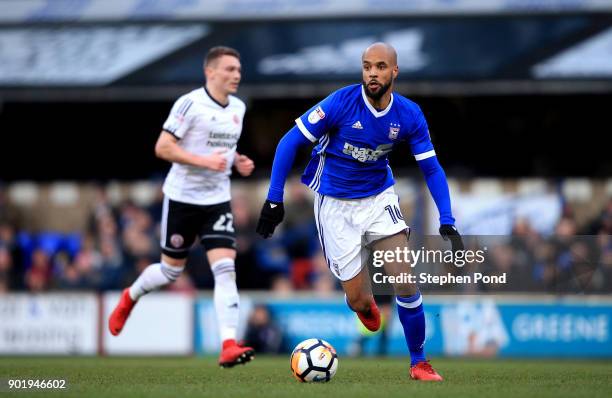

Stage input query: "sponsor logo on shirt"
[
  {"left": 342, "top": 142, "right": 393, "bottom": 162},
  {"left": 207, "top": 131, "right": 240, "bottom": 149}
]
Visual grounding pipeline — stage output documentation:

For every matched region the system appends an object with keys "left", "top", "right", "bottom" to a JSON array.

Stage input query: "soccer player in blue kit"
[{"left": 256, "top": 43, "right": 463, "bottom": 381}]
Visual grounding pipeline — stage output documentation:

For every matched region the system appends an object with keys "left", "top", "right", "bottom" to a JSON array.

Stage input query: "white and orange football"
[{"left": 290, "top": 338, "right": 338, "bottom": 382}]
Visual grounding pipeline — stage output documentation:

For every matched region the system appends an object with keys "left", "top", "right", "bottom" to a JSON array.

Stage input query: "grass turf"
[{"left": 1, "top": 356, "right": 611, "bottom": 398}]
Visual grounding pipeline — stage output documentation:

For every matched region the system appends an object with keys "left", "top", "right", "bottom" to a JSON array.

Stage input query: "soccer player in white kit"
[{"left": 109, "top": 46, "right": 256, "bottom": 367}]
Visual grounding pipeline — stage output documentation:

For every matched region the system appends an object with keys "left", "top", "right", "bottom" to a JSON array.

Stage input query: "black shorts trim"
[
  {"left": 161, "top": 248, "right": 190, "bottom": 259},
  {"left": 200, "top": 235, "right": 236, "bottom": 250},
  {"left": 200, "top": 234, "right": 237, "bottom": 241}
]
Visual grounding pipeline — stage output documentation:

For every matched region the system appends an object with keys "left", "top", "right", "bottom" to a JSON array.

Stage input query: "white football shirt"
[{"left": 161, "top": 87, "right": 246, "bottom": 205}]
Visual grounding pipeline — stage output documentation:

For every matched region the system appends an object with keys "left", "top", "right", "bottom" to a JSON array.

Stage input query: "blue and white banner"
[
  {"left": 194, "top": 295, "right": 612, "bottom": 358},
  {"left": 1, "top": 17, "right": 608, "bottom": 88},
  {"left": 533, "top": 27, "right": 612, "bottom": 78},
  {"left": 0, "top": 25, "right": 208, "bottom": 85},
  {"left": 497, "top": 302, "right": 611, "bottom": 357},
  {"left": 436, "top": 298, "right": 612, "bottom": 357}
]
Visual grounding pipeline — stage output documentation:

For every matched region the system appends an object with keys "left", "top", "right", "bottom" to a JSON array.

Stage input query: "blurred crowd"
[
  {"left": 0, "top": 180, "right": 335, "bottom": 295},
  {"left": 425, "top": 203, "right": 612, "bottom": 293},
  {"left": 0, "top": 180, "right": 611, "bottom": 295}
]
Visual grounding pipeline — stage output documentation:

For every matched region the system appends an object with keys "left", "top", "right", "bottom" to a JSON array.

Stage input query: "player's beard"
[{"left": 362, "top": 79, "right": 392, "bottom": 101}]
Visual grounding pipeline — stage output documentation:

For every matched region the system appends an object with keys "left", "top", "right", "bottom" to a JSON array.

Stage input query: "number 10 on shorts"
[{"left": 385, "top": 205, "right": 404, "bottom": 224}]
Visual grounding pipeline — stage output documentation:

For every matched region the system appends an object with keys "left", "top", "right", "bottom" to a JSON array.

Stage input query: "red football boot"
[
  {"left": 108, "top": 288, "right": 136, "bottom": 336},
  {"left": 356, "top": 298, "right": 381, "bottom": 332},
  {"left": 218, "top": 339, "right": 255, "bottom": 368},
  {"left": 410, "top": 360, "right": 443, "bottom": 381}
]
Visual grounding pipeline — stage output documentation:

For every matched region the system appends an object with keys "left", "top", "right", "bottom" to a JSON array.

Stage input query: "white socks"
[
  {"left": 129, "top": 262, "right": 184, "bottom": 301},
  {"left": 127, "top": 258, "right": 239, "bottom": 342},
  {"left": 211, "top": 258, "right": 240, "bottom": 342}
]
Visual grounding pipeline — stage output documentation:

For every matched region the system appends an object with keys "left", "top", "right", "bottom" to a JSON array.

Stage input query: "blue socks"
[{"left": 396, "top": 291, "right": 426, "bottom": 366}]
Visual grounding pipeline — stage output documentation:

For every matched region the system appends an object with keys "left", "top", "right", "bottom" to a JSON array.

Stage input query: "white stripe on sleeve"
[
  {"left": 414, "top": 150, "right": 436, "bottom": 161},
  {"left": 295, "top": 118, "right": 318, "bottom": 143}
]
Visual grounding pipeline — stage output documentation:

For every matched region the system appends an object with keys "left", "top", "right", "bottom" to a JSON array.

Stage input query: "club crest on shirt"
[
  {"left": 307, "top": 106, "right": 326, "bottom": 124},
  {"left": 233, "top": 114, "right": 240, "bottom": 125},
  {"left": 389, "top": 123, "right": 400, "bottom": 140}
]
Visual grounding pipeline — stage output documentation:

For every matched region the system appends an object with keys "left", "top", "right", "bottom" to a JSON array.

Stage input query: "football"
[{"left": 290, "top": 338, "right": 338, "bottom": 382}]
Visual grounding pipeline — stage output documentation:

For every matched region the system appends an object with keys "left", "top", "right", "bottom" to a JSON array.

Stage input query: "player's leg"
[
  {"left": 201, "top": 202, "right": 254, "bottom": 367},
  {"left": 128, "top": 254, "right": 186, "bottom": 301},
  {"left": 368, "top": 189, "right": 442, "bottom": 381},
  {"left": 372, "top": 233, "right": 423, "bottom": 357},
  {"left": 340, "top": 267, "right": 381, "bottom": 332},
  {"left": 313, "top": 193, "right": 381, "bottom": 332},
  {"left": 108, "top": 197, "right": 194, "bottom": 336}
]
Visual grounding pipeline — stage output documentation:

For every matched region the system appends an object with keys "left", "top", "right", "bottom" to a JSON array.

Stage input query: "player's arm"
[
  {"left": 255, "top": 126, "right": 312, "bottom": 238},
  {"left": 234, "top": 151, "right": 255, "bottom": 176},
  {"left": 256, "top": 91, "right": 342, "bottom": 238},
  {"left": 158, "top": 96, "right": 227, "bottom": 171},
  {"left": 417, "top": 153, "right": 464, "bottom": 250},
  {"left": 155, "top": 131, "right": 227, "bottom": 171},
  {"left": 408, "top": 108, "right": 464, "bottom": 250},
  {"left": 417, "top": 154, "right": 453, "bottom": 223}
]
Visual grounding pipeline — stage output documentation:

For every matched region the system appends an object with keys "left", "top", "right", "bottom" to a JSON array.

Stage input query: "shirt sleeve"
[
  {"left": 294, "top": 91, "right": 342, "bottom": 142},
  {"left": 267, "top": 125, "right": 313, "bottom": 202},
  {"left": 406, "top": 104, "right": 455, "bottom": 225},
  {"left": 405, "top": 105, "right": 436, "bottom": 161},
  {"left": 162, "top": 96, "right": 194, "bottom": 139}
]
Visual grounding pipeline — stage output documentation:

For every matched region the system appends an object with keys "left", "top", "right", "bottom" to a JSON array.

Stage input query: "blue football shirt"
[{"left": 295, "top": 84, "right": 436, "bottom": 199}]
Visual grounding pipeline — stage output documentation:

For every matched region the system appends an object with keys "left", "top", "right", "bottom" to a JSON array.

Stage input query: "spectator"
[
  {"left": 25, "top": 248, "right": 52, "bottom": 292},
  {"left": 244, "top": 305, "right": 283, "bottom": 353},
  {"left": 0, "top": 222, "right": 23, "bottom": 290},
  {"left": 0, "top": 246, "right": 13, "bottom": 292}
]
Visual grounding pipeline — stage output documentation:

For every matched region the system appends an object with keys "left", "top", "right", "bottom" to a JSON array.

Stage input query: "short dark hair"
[{"left": 204, "top": 46, "right": 240, "bottom": 67}]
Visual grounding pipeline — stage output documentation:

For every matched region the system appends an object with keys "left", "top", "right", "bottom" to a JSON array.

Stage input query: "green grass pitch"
[{"left": 1, "top": 356, "right": 611, "bottom": 398}]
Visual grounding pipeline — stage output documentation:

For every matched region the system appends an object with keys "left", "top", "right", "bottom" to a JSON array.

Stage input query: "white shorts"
[{"left": 314, "top": 186, "right": 409, "bottom": 281}]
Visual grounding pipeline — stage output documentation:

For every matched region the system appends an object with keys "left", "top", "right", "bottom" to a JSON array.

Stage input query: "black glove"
[
  {"left": 256, "top": 200, "right": 285, "bottom": 238},
  {"left": 439, "top": 224, "right": 464, "bottom": 251}
]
